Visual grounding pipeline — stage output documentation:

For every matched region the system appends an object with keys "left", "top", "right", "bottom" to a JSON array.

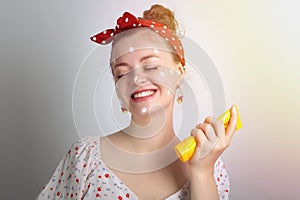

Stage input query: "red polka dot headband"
[{"left": 90, "top": 12, "right": 185, "bottom": 66}]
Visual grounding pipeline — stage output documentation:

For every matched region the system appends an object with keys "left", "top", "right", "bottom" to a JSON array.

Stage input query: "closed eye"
[
  {"left": 144, "top": 65, "right": 159, "bottom": 71},
  {"left": 116, "top": 73, "right": 128, "bottom": 79}
]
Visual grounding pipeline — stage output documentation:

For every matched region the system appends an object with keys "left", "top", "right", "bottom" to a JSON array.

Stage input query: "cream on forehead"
[{"left": 110, "top": 28, "right": 176, "bottom": 63}]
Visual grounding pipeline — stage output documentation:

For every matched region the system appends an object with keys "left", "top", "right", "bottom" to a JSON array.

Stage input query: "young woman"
[{"left": 37, "top": 4, "right": 237, "bottom": 200}]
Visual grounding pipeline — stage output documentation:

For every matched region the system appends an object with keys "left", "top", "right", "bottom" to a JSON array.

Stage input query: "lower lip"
[{"left": 131, "top": 90, "right": 156, "bottom": 102}]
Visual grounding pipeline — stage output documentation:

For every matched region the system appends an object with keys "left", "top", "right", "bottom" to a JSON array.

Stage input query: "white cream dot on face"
[
  {"left": 129, "top": 47, "right": 134, "bottom": 53},
  {"left": 134, "top": 75, "right": 138, "bottom": 83},
  {"left": 170, "top": 69, "right": 174, "bottom": 75},
  {"left": 167, "top": 90, "right": 171, "bottom": 96},
  {"left": 141, "top": 107, "right": 147, "bottom": 113},
  {"left": 153, "top": 48, "right": 159, "bottom": 54},
  {"left": 160, "top": 72, "right": 165, "bottom": 77}
]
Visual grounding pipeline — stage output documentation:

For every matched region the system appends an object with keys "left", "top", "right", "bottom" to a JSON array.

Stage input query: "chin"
[{"left": 130, "top": 103, "right": 171, "bottom": 118}]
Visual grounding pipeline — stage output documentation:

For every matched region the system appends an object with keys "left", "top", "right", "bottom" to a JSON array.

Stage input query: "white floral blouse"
[{"left": 36, "top": 136, "right": 230, "bottom": 200}]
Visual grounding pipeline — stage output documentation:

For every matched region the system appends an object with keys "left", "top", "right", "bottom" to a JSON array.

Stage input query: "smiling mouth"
[{"left": 131, "top": 89, "right": 157, "bottom": 100}]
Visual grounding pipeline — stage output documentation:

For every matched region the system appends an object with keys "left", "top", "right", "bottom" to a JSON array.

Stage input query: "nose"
[{"left": 132, "top": 68, "right": 147, "bottom": 85}]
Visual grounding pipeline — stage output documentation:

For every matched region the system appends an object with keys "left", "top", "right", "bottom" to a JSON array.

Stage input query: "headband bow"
[{"left": 90, "top": 12, "right": 185, "bottom": 66}]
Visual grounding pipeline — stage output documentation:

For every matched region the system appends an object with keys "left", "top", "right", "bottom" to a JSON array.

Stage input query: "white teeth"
[{"left": 133, "top": 90, "right": 155, "bottom": 99}]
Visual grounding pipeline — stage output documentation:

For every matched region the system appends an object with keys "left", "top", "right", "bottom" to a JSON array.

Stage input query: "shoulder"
[
  {"left": 68, "top": 136, "right": 100, "bottom": 155},
  {"left": 70, "top": 135, "right": 100, "bottom": 150},
  {"left": 36, "top": 136, "right": 102, "bottom": 199},
  {"left": 63, "top": 135, "right": 101, "bottom": 166}
]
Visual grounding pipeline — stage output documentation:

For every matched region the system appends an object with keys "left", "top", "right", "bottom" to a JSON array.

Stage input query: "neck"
[{"left": 123, "top": 105, "right": 179, "bottom": 152}]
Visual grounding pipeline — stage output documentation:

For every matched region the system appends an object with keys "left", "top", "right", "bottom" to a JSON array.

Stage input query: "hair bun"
[{"left": 143, "top": 4, "right": 178, "bottom": 31}]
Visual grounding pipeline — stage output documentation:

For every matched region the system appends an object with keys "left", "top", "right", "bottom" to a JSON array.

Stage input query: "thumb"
[{"left": 225, "top": 105, "right": 238, "bottom": 140}]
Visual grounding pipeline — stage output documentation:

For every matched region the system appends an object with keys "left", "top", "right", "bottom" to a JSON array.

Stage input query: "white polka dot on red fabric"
[
  {"left": 165, "top": 38, "right": 169, "bottom": 41},
  {"left": 110, "top": 33, "right": 114, "bottom": 36},
  {"left": 163, "top": 25, "right": 167, "bottom": 29},
  {"left": 133, "top": 23, "right": 136, "bottom": 27},
  {"left": 125, "top": 18, "right": 128, "bottom": 23},
  {"left": 172, "top": 37, "right": 176, "bottom": 41},
  {"left": 92, "top": 37, "right": 97, "bottom": 41},
  {"left": 101, "top": 41, "right": 106, "bottom": 44},
  {"left": 151, "top": 21, "right": 156, "bottom": 24},
  {"left": 150, "top": 24, "right": 154, "bottom": 28},
  {"left": 162, "top": 30, "right": 166, "bottom": 34},
  {"left": 174, "top": 46, "right": 177, "bottom": 50},
  {"left": 103, "top": 30, "right": 107, "bottom": 34}
]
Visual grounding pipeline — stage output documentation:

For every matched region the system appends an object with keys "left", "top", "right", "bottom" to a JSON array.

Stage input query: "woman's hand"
[
  {"left": 189, "top": 105, "right": 238, "bottom": 173},
  {"left": 189, "top": 105, "right": 237, "bottom": 200}
]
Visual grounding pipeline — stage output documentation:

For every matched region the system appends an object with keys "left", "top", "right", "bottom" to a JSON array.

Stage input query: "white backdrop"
[{"left": 1, "top": 0, "right": 299, "bottom": 199}]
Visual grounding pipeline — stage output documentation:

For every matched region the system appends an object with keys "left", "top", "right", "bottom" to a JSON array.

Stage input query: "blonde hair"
[{"left": 142, "top": 4, "right": 178, "bottom": 31}]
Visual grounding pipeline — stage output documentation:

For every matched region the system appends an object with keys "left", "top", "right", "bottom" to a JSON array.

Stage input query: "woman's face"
[{"left": 112, "top": 48, "right": 182, "bottom": 116}]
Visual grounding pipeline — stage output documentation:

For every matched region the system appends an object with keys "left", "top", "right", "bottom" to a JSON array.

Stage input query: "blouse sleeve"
[
  {"left": 36, "top": 136, "right": 100, "bottom": 200},
  {"left": 214, "top": 157, "right": 230, "bottom": 200}
]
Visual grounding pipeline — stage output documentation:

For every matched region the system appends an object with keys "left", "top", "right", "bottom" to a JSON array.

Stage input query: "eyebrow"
[{"left": 113, "top": 54, "right": 160, "bottom": 69}]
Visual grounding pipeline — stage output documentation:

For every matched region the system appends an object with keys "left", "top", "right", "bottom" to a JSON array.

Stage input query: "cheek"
[
  {"left": 148, "top": 67, "right": 180, "bottom": 94},
  {"left": 159, "top": 85, "right": 176, "bottom": 98},
  {"left": 115, "top": 80, "right": 131, "bottom": 107}
]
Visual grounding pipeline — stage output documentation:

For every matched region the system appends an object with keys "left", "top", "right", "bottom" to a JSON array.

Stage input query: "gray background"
[{"left": 1, "top": 0, "right": 299, "bottom": 200}]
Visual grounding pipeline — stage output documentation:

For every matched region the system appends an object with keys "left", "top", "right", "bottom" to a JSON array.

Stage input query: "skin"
[{"left": 100, "top": 45, "right": 237, "bottom": 199}]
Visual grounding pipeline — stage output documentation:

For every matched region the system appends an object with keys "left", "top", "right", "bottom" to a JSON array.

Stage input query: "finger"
[
  {"left": 191, "top": 126, "right": 219, "bottom": 159},
  {"left": 196, "top": 123, "right": 218, "bottom": 142},
  {"left": 225, "top": 105, "right": 238, "bottom": 140},
  {"left": 191, "top": 128, "right": 207, "bottom": 147},
  {"left": 203, "top": 116, "right": 225, "bottom": 138}
]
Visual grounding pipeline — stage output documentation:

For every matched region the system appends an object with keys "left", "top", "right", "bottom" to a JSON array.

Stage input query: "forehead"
[
  {"left": 110, "top": 28, "right": 175, "bottom": 63},
  {"left": 112, "top": 48, "right": 173, "bottom": 66}
]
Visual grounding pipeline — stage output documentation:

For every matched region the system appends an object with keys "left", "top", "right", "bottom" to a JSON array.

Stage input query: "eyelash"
[
  {"left": 115, "top": 65, "right": 160, "bottom": 79},
  {"left": 116, "top": 73, "right": 127, "bottom": 79},
  {"left": 144, "top": 65, "right": 159, "bottom": 70}
]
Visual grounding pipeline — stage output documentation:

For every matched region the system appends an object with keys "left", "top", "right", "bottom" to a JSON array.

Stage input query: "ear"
[
  {"left": 177, "top": 63, "right": 185, "bottom": 76},
  {"left": 175, "top": 64, "right": 184, "bottom": 87}
]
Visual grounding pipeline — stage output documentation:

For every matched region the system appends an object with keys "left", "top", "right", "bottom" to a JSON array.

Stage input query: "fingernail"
[{"left": 232, "top": 105, "right": 236, "bottom": 114}]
